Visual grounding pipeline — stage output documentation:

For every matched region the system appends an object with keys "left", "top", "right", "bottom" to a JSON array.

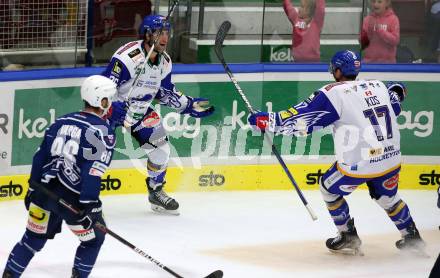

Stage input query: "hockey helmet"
[
  {"left": 329, "top": 50, "right": 361, "bottom": 77},
  {"left": 139, "top": 14, "right": 171, "bottom": 36},
  {"left": 81, "top": 75, "right": 117, "bottom": 112}
]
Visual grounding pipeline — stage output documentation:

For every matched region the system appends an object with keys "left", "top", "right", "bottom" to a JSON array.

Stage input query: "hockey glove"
[
  {"left": 24, "top": 189, "right": 34, "bottom": 210},
  {"left": 24, "top": 179, "right": 39, "bottom": 210},
  {"left": 77, "top": 200, "right": 103, "bottom": 230},
  {"left": 386, "top": 81, "right": 407, "bottom": 102},
  {"left": 107, "top": 101, "right": 127, "bottom": 128},
  {"left": 181, "top": 97, "right": 215, "bottom": 118},
  {"left": 248, "top": 111, "right": 281, "bottom": 132}
]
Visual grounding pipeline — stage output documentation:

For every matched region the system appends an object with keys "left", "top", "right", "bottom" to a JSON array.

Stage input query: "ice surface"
[{"left": 1, "top": 190, "right": 439, "bottom": 278}]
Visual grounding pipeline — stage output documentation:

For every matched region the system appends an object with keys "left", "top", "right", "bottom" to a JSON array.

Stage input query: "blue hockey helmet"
[
  {"left": 329, "top": 50, "right": 361, "bottom": 77},
  {"left": 139, "top": 14, "right": 171, "bottom": 36}
]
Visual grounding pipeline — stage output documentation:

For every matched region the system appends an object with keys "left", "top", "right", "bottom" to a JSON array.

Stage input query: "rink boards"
[
  {"left": 1, "top": 162, "right": 439, "bottom": 201},
  {"left": 0, "top": 64, "right": 439, "bottom": 201}
]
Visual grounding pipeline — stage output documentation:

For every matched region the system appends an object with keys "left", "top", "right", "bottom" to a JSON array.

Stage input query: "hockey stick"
[
  {"left": 29, "top": 180, "right": 223, "bottom": 278},
  {"left": 126, "top": 0, "right": 179, "bottom": 101},
  {"left": 214, "top": 21, "right": 317, "bottom": 221}
]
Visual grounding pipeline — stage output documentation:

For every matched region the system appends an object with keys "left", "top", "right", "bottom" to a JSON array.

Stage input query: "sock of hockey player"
[
  {"left": 71, "top": 223, "right": 106, "bottom": 278},
  {"left": 72, "top": 242, "right": 102, "bottom": 278},
  {"left": 325, "top": 197, "right": 351, "bottom": 231},
  {"left": 3, "top": 232, "right": 47, "bottom": 277}
]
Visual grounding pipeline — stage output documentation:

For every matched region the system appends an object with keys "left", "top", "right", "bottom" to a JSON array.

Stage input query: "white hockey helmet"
[{"left": 80, "top": 75, "right": 117, "bottom": 112}]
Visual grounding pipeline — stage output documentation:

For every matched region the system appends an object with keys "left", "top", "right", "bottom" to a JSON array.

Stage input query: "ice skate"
[
  {"left": 326, "top": 218, "right": 364, "bottom": 256},
  {"left": 2, "top": 269, "right": 13, "bottom": 278},
  {"left": 396, "top": 222, "right": 428, "bottom": 257},
  {"left": 71, "top": 268, "right": 80, "bottom": 278},
  {"left": 147, "top": 178, "right": 179, "bottom": 215}
]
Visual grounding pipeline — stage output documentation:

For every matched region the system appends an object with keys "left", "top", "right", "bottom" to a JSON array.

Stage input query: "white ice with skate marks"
[{"left": 1, "top": 190, "right": 439, "bottom": 278}]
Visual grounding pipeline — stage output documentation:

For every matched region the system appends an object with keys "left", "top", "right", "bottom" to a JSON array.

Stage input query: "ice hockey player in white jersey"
[
  {"left": 248, "top": 50, "right": 425, "bottom": 255},
  {"left": 102, "top": 15, "right": 214, "bottom": 215}
]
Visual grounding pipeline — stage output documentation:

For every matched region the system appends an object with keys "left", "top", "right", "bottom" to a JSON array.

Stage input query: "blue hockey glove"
[
  {"left": 107, "top": 101, "right": 127, "bottom": 128},
  {"left": 181, "top": 97, "right": 215, "bottom": 118},
  {"left": 78, "top": 200, "right": 103, "bottom": 230},
  {"left": 386, "top": 81, "right": 407, "bottom": 102}
]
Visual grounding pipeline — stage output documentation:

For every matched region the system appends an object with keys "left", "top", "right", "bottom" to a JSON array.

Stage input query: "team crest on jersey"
[{"left": 382, "top": 173, "right": 399, "bottom": 190}]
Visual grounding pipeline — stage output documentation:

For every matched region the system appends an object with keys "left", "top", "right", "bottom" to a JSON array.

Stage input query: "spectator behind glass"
[
  {"left": 283, "top": 0, "right": 325, "bottom": 62},
  {"left": 428, "top": 1, "right": 440, "bottom": 63},
  {"left": 360, "top": 0, "right": 400, "bottom": 63}
]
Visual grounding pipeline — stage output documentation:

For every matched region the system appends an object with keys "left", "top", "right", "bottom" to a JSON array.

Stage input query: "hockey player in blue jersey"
[
  {"left": 102, "top": 15, "right": 214, "bottom": 215},
  {"left": 248, "top": 50, "right": 425, "bottom": 255},
  {"left": 2, "top": 75, "right": 117, "bottom": 278}
]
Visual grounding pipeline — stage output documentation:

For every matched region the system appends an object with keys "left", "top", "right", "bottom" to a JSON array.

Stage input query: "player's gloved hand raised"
[
  {"left": 181, "top": 97, "right": 215, "bottom": 118},
  {"left": 78, "top": 200, "right": 104, "bottom": 230},
  {"left": 107, "top": 101, "right": 127, "bottom": 128},
  {"left": 386, "top": 81, "right": 407, "bottom": 102}
]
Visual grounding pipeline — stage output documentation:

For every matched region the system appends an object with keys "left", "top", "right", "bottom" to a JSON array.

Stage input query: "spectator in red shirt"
[
  {"left": 283, "top": 0, "right": 325, "bottom": 62},
  {"left": 360, "top": 0, "right": 400, "bottom": 63}
]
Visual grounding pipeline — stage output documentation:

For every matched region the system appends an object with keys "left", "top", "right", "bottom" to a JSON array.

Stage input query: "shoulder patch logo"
[
  {"left": 112, "top": 61, "right": 122, "bottom": 75},
  {"left": 128, "top": 48, "right": 141, "bottom": 58}
]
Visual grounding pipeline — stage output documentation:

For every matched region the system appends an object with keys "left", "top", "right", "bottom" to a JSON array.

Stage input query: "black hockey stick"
[
  {"left": 29, "top": 180, "right": 223, "bottom": 278},
  {"left": 127, "top": 0, "right": 180, "bottom": 100},
  {"left": 214, "top": 21, "right": 317, "bottom": 221}
]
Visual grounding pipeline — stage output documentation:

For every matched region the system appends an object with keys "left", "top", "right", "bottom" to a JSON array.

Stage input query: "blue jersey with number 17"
[
  {"left": 272, "top": 80, "right": 401, "bottom": 177},
  {"left": 29, "top": 111, "right": 116, "bottom": 204}
]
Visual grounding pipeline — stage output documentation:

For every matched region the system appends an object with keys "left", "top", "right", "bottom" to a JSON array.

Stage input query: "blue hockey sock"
[
  {"left": 72, "top": 241, "right": 103, "bottom": 277},
  {"left": 326, "top": 197, "right": 351, "bottom": 232},
  {"left": 386, "top": 200, "right": 413, "bottom": 235},
  {"left": 4, "top": 232, "right": 47, "bottom": 277}
]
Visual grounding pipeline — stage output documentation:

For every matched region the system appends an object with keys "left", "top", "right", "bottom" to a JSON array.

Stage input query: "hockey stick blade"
[
  {"left": 204, "top": 270, "right": 223, "bottom": 278},
  {"left": 214, "top": 21, "right": 231, "bottom": 62}
]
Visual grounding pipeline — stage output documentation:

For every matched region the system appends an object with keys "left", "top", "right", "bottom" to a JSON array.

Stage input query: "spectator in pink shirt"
[
  {"left": 283, "top": 0, "right": 325, "bottom": 62},
  {"left": 360, "top": 0, "right": 400, "bottom": 63}
]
